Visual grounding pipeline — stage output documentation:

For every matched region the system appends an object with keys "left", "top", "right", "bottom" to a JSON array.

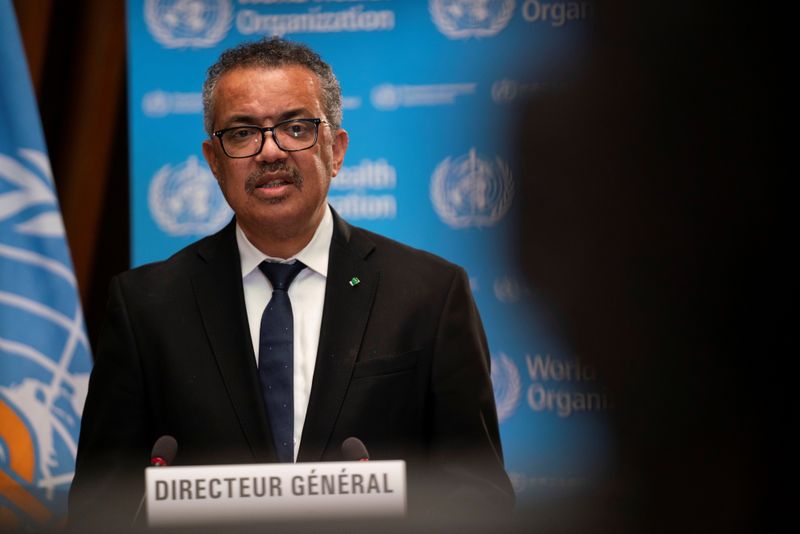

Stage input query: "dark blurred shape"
[
  {"left": 515, "top": 1, "right": 780, "bottom": 533},
  {"left": 150, "top": 435, "right": 178, "bottom": 466},
  {"left": 341, "top": 436, "right": 370, "bottom": 461}
]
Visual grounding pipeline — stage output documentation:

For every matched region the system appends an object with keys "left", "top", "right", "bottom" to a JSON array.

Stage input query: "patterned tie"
[{"left": 258, "top": 260, "right": 306, "bottom": 463}]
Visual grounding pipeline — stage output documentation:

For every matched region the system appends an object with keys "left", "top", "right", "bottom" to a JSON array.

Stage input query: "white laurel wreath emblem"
[
  {"left": 430, "top": 148, "right": 515, "bottom": 229},
  {"left": 492, "top": 352, "right": 521, "bottom": 422},
  {"left": 1, "top": 148, "right": 90, "bottom": 507},
  {"left": 149, "top": 156, "right": 232, "bottom": 236},
  {"left": 144, "top": 0, "right": 233, "bottom": 49},
  {"left": 0, "top": 149, "right": 63, "bottom": 237},
  {"left": 429, "top": 0, "right": 516, "bottom": 39}
]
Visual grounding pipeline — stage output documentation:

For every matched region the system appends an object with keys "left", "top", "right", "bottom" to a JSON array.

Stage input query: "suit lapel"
[
  {"left": 191, "top": 220, "right": 277, "bottom": 462},
  {"left": 298, "top": 213, "right": 378, "bottom": 461}
]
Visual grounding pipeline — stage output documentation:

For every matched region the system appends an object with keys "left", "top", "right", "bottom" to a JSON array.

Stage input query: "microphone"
[
  {"left": 132, "top": 435, "right": 179, "bottom": 526},
  {"left": 341, "top": 437, "right": 369, "bottom": 461},
  {"left": 150, "top": 435, "right": 178, "bottom": 467}
]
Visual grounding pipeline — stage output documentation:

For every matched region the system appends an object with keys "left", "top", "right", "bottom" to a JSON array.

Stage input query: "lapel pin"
[{"left": 349, "top": 277, "right": 361, "bottom": 287}]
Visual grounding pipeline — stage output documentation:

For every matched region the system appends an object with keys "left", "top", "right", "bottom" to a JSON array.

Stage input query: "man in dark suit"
[{"left": 69, "top": 38, "right": 512, "bottom": 526}]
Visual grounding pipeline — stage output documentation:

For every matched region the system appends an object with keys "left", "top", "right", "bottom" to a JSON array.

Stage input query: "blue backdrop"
[{"left": 127, "top": 0, "right": 608, "bottom": 502}]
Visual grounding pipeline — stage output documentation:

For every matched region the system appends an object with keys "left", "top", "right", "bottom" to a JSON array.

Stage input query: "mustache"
[{"left": 244, "top": 162, "right": 302, "bottom": 193}]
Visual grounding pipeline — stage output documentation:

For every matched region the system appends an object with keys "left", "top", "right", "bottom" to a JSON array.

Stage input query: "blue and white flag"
[{"left": 0, "top": 0, "right": 93, "bottom": 528}]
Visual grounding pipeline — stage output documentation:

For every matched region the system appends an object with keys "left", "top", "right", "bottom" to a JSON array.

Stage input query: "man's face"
[{"left": 202, "top": 65, "right": 348, "bottom": 250}]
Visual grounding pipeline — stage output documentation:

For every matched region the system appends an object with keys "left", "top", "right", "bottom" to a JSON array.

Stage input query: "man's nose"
[{"left": 254, "top": 131, "right": 288, "bottom": 162}]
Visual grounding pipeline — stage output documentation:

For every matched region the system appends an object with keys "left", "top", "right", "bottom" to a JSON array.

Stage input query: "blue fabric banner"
[
  {"left": 127, "top": 0, "right": 608, "bottom": 502},
  {"left": 0, "top": 0, "right": 93, "bottom": 527}
]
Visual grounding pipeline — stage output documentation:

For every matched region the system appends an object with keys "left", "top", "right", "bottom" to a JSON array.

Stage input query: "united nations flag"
[{"left": 0, "top": 1, "right": 92, "bottom": 528}]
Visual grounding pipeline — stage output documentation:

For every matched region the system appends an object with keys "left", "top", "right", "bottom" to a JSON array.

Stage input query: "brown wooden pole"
[
  {"left": 55, "top": 0, "right": 125, "bottom": 304},
  {"left": 12, "top": 0, "right": 53, "bottom": 94}
]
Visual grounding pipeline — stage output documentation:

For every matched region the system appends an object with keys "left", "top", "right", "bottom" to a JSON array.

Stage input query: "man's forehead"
[
  {"left": 212, "top": 64, "right": 324, "bottom": 119},
  {"left": 219, "top": 63, "right": 320, "bottom": 87}
]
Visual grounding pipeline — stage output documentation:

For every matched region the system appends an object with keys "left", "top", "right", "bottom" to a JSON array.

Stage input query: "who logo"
[
  {"left": 144, "top": 0, "right": 233, "bottom": 48},
  {"left": 149, "top": 155, "right": 233, "bottom": 236},
  {"left": 429, "top": 0, "right": 516, "bottom": 39},
  {"left": 0, "top": 149, "right": 91, "bottom": 527},
  {"left": 430, "top": 148, "right": 515, "bottom": 229},
  {"left": 491, "top": 352, "right": 522, "bottom": 422}
]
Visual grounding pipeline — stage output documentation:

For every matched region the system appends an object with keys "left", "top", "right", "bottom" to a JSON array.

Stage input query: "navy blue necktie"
[{"left": 258, "top": 260, "right": 306, "bottom": 463}]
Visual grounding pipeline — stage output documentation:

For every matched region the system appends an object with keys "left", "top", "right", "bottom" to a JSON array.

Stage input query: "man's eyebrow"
[
  {"left": 277, "top": 108, "right": 313, "bottom": 121},
  {"left": 221, "top": 114, "right": 260, "bottom": 127},
  {"left": 220, "top": 108, "right": 314, "bottom": 128}
]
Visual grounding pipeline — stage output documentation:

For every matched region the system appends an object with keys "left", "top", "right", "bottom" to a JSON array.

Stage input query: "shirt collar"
[{"left": 236, "top": 204, "right": 333, "bottom": 279}]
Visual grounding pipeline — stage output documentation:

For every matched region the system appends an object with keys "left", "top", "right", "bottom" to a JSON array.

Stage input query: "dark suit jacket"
[{"left": 69, "top": 211, "right": 513, "bottom": 526}]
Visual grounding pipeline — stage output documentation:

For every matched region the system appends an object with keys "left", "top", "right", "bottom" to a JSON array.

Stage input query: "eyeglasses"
[{"left": 212, "top": 118, "right": 327, "bottom": 158}]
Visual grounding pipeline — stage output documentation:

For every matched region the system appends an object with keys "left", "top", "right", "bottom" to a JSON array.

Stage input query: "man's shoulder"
[
  {"left": 115, "top": 220, "right": 235, "bottom": 288},
  {"left": 344, "top": 220, "right": 464, "bottom": 279},
  {"left": 115, "top": 215, "right": 465, "bottom": 286}
]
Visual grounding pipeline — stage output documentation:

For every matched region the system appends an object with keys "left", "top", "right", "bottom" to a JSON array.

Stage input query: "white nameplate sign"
[{"left": 146, "top": 460, "right": 406, "bottom": 526}]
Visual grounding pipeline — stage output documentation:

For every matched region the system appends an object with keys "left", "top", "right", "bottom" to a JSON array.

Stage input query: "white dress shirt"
[{"left": 236, "top": 205, "right": 332, "bottom": 462}]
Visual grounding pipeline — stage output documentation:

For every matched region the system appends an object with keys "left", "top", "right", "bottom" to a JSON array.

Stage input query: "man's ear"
[
  {"left": 330, "top": 128, "right": 349, "bottom": 177},
  {"left": 202, "top": 139, "right": 221, "bottom": 181}
]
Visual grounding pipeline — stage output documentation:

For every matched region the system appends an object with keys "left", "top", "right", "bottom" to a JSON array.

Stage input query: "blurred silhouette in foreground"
[{"left": 514, "top": 1, "right": 780, "bottom": 532}]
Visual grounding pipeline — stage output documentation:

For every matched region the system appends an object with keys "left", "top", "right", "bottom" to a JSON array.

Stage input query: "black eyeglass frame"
[{"left": 212, "top": 118, "right": 326, "bottom": 158}]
